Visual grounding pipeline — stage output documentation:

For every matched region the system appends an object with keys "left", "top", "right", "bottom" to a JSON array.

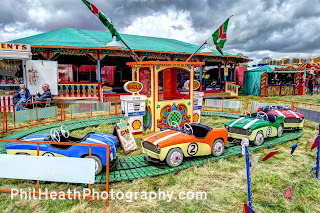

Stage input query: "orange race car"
[{"left": 141, "top": 123, "right": 228, "bottom": 167}]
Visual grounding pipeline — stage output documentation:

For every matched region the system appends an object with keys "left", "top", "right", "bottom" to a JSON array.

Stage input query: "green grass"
[{"left": 0, "top": 95, "right": 320, "bottom": 212}]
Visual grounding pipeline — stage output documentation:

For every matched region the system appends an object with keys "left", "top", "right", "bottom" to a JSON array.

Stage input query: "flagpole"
[
  {"left": 186, "top": 36, "right": 211, "bottom": 62},
  {"left": 121, "top": 39, "right": 142, "bottom": 62},
  {"left": 82, "top": 0, "right": 142, "bottom": 62},
  {"left": 186, "top": 15, "right": 233, "bottom": 62}
]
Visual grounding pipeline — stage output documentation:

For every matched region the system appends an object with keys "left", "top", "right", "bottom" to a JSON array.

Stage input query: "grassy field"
[{"left": 0, "top": 95, "right": 320, "bottom": 212}]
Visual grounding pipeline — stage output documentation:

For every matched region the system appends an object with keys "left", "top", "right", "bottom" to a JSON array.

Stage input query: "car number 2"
[{"left": 187, "top": 143, "right": 198, "bottom": 156}]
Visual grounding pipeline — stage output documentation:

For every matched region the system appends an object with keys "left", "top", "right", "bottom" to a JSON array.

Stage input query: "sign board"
[
  {"left": 193, "top": 98, "right": 203, "bottom": 110},
  {"left": 26, "top": 60, "right": 58, "bottom": 95},
  {"left": 0, "top": 43, "right": 31, "bottom": 52},
  {"left": 126, "top": 101, "right": 146, "bottom": 116},
  {"left": 184, "top": 80, "right": 200, "bottom": 90},
  {"left": 224, "top": 67, "right": 229, "bottom": 76},
  {"left": 115, "top": 119, "right": 137, "bottom": 154},
  {"left": 0, "top": 43, "right": 31, "bottom": 59},
  {"left": 0, "top": 154, "right": 95, "bottom": 184},
  {"left": 124, "top": 81, "right": 143, "bottom": 93}
]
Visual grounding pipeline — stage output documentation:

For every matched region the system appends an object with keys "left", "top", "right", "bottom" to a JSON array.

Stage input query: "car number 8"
[{"left": 187, "top": 143, "right": 198, "bottom": 156}]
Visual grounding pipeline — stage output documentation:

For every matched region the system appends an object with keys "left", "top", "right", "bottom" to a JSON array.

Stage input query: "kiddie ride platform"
[
  {"left": 96, "top": 131, "right": 302, "bottom": 183},
  {"left": 0, "top": 113, "right": 302, "bottom": 184}
]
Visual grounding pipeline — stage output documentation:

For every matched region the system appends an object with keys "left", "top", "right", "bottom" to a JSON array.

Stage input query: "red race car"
[{"left": 258, "top": 105, "right": 304, "bottom": 130}]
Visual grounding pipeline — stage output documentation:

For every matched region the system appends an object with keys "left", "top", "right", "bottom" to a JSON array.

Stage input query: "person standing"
[
  {"left": 308, "top": 77, "right": 314, "bottom": 95},
  {"left": 13, "top": 84, "right": 31, "bottom": 111}
]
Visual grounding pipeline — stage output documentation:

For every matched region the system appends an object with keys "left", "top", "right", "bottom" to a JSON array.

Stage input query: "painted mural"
[{"left": 157, "top": 103, "right": 191, "bottom": 131}]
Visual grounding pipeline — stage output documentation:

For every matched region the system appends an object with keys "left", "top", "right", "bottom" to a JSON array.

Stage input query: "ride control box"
[
  {"left": 120, "top": 81, "right": 147, "bottom": 138},
  {"left": 193, "top": 91, "right": 204, "bottom": 123}
]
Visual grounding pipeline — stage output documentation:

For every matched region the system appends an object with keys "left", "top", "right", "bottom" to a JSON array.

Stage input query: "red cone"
[
  {"left": 262, "top": 151, "right": 279, "bottom": 161},
  {"left": 284, "top": 187, "right": 291, "bottom": 201}
]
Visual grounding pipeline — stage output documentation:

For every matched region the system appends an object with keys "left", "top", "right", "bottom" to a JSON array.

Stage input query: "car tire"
[
  {"left": 85, "top": 155, "right": 103, "bottom": 175},
  {"left": 212, "top": 139, "right": 225, "bottom": 157},
  {"left": 166, "top": 148, "right": 184, "bottom": 167},
  {"left": 277, "top": 124, "right": 283, "bottom": 138},
  {"left": 42, "top": 152, "right": 55, "bottom": 157},
  {"left": 253, "top": 130, "right": 264, "bottom": 146}
]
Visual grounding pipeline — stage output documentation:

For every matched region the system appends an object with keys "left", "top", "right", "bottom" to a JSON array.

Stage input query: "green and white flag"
[
  {"left": 82, "top": 0, "right": 122, "bottom": 41},
  {"left": 212, "top": 17, "right": 230, "bottom": 55}
]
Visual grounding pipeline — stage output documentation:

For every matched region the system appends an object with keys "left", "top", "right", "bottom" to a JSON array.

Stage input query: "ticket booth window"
[
  {"left": 139, "top": 67, "right": 151, "bottom": 97},
  {"left": 158, "top": 68, "right": 190, "bottom": 101}
]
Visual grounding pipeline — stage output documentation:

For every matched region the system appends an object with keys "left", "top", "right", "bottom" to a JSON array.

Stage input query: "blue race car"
[{"left": 5, "top": 125, "right": 118, "bottom": 175}]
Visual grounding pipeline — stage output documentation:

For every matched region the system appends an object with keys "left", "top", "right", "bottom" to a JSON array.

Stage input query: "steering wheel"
[
  {"left": 210, "top": 81, "right": 217, "bottom": 86},
  {"left": 242, "top": 110, "right": 251, "bottom": 117},
  {"left": 183, "top": 123, "right": 194, "bottom": 135},
  {"left": 50, "top": 128, "right": 60, "bottom": 142},
  {"left": 257, "top": 111, "right": 268, "bottom": 121},
  {"left": 61, "top": 125, "right": 69, "bottom": 138},
  {"left": 283, "top": 104, "right": 291, "bottom": 109},
  {"left": 269, "top": 105, "right": 278, "bottom": 110},
  {"left": 170, "top": 121, "right": 180, "bottom": 130}
]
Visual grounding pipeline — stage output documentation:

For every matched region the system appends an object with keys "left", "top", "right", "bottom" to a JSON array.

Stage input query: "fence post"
[
  {"left": 70, "top": 100, "right": 72, "bottom": 120},
  {"left": 316, "top": 128, "right": 320, "bottom": 179},
  {"left": 115, "top": 98, "right": 118, "bottom": 115},
  {"left": 63, "top": 101, "right": 66, "bottom": 121},
  {"left": 307, "top": 104, "right": 312, "bottom": 126},
  {"left": 205, "top": 95, "right": 208, "bottom": 111},
  {"left": 13, "top": 108, "right": 16, "bottom": 129},
  {"left": 221, "top": 97, "right": 224, "bottom": 112},
  {"left": 36, "top": 103, "right": 38, "bottom": 121},
  {"left": 242, "top": 138, "right": 253, "bottom": 213},
  {"left": 3, "top": 106, "right": 7, "bottom": 133},
  {"left": 291, "top": 101, "right": 295, "bottom": 110},
  {"left": 60, "top": 101, "right": 63, "bottom": 121},
  {"left": 90, "top": 99, "right": 93, "bottom": 117},
  {"left": 245, "top": 97, "right": 249, "bottom": 111}
]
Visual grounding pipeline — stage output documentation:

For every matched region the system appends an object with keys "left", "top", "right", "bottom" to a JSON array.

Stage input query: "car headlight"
[
  {"left": 225, "top": 125, "right": 230, "bottom": 131},
  {"left": 246, "top": 129, "right": 252, "bottom": 135},
  {"left": 156, "top": 145, "right": 161, "bottom": 152},
  {"left": 299, "top": 117, "right": 304, "bottom": 121}
]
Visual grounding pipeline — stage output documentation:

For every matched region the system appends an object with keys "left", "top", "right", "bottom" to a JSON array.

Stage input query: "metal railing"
[
  {"left": 1, "top": 97, "right": 122, "bottom": 133},
  {"left": 0, "top": 139, "right": 110, "bottom": 211}
]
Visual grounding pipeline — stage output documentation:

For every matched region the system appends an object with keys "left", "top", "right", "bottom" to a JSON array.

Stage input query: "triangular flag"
[
  {"left": 250, "top": 153, "right": 262, "bottom": 171},
  {"left": 243, "top": 203, "right": 249, "bottom": 213},
  {"left": 243, "top": 203, "right": 254, "bottom": 213},
  {"left": 262, "top": 151, "right": 279, "bottom": 161},
  {"left": 82, "top": 0, "right": 122, "bottom": 41},
  {"left": 290, "top": 144, "right": 298, "bottom": 154},
  {"left": 284, "top": 187, "right": 291, "bottom": 201},
  {"left": 212, "top": 17, "right": 231, "bottom": 55},
  {"left": 306, "top": 137, "right": 315, "bottom": 151},
  {"left": 311, "top": 136, "right": 319, "bottom": 150}
]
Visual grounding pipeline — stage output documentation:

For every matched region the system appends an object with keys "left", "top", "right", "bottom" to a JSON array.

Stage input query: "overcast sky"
[{"left": 1, "top": 0, "right": 320, "bottom": 64}]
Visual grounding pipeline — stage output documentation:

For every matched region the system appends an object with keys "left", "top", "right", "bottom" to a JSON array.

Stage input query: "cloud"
[{"left": 0, "top": 0, "right": 319, "bottom": 64}]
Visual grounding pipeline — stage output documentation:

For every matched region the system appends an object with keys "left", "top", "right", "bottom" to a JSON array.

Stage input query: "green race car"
[{"left": 225, "top": 112, "right": 284, "bottom": 146}]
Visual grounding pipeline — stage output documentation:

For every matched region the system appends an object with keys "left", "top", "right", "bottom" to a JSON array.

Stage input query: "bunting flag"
[
  {"left": 82, "top": 0, "right": 122, "bottom": 41},
  {"left": 284, "top": 187, "right": 291, "bottom": 201},
  {"left": 306, "top": 137, "right": 315, "bottom": 151},
  {"left": 243, "top": 203, "right": 255, "bottom": 213},
  {"left": 290, "top": 144, "right": 298, "bottom": 154},
  {"left": 212, "top": 17, "right": 231, "bottom": 55},
  {"left": 250, "top": 153, "right": 262, "bottom": 171},
  {"left": 243, "top": 203, "right": 249, "bottom": 213},
  {"left": 262, "top": 151, "right": 279, "bottom": 161},
  {"left": 311, "top": 136, "right": 319, "bottom": 150}
]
